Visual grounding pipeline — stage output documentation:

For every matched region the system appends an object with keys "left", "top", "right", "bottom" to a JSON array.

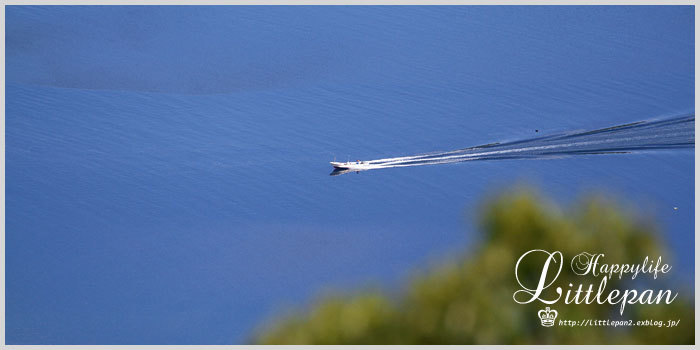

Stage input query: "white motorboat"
[{"left": 330, "top": 161, "right": 377, "bottom": 170}]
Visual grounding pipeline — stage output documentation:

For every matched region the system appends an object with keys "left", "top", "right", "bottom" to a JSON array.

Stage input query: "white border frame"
[{"left": 0, "top": 1, "right": 696, "bottom": 349}]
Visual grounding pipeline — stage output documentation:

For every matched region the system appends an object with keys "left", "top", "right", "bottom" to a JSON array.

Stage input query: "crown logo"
[{"left": 538, "top": 307, "right": 558, "bottom": 327}]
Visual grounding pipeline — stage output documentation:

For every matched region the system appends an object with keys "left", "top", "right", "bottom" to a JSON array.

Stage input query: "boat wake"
[{"left": 330, "top": 114, "right": 694, "bottom": 176}]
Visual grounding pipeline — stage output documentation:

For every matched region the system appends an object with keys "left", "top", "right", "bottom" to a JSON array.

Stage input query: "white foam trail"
[
  {"left": 379, "top": 131, "right": 693, "bottom": 167},
  {"left": 346, "top": 115, "right": 694, "bottom": 172}
]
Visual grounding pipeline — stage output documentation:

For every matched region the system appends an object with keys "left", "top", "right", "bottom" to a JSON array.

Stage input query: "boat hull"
[{"left": 330, "top": 161, "right": 375, "bottom": 170}]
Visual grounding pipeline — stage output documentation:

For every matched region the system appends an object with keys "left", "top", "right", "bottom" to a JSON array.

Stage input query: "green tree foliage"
[{"left": 254, "top": 188, "right": 694, "bottom": 344}]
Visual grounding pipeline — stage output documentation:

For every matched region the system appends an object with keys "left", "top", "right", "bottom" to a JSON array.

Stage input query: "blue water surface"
[{"left": 6, "top": 6, "right": 694, "bottom": 344}]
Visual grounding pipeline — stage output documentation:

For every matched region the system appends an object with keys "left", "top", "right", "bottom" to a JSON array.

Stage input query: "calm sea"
[{"left": 6, "top": 6, "right": 694, "bottom": 344}]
